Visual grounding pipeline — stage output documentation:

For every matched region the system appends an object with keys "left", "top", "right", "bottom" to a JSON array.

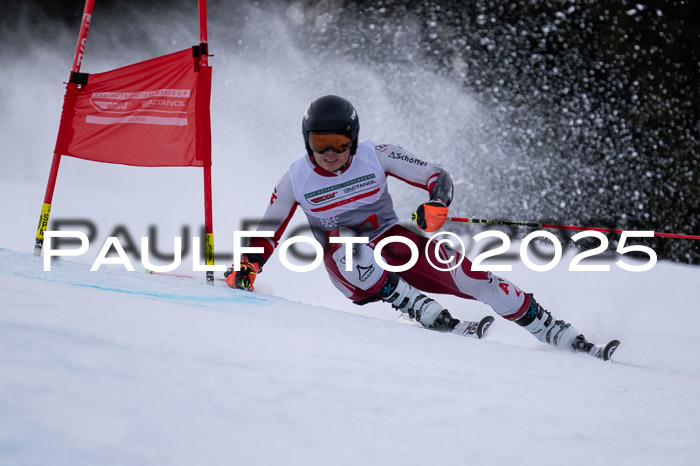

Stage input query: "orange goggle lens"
[{"left": 309, "top": 133, "right": 352, "bottom": 153}]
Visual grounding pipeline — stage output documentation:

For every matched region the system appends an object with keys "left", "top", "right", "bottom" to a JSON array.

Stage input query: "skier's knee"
[{"left": 328, "top": 241, "right": 384, "bottom": 291}]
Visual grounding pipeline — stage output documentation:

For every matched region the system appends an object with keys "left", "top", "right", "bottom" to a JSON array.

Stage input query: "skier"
[{"left": 225, "top": 95, "right": 616, "bottom": 359}]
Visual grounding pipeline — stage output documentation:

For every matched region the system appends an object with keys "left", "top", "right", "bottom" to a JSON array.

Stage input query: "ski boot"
[
  {"left": 515, "top": 294, "right": 619, "bottom": 360},
  {"left": 514, "top": 294, "right": 580, "bottom": 349},
  {"left": 376, "top": 272, "right": 458, "bottom": 331}
]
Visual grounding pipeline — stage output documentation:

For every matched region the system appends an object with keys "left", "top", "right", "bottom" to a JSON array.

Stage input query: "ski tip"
[
  {"left": 477, "top": 315, "right": 495, "bottom": 339},
  {"left": 603, "top": 340, "right": 621, "bottom": 361}
]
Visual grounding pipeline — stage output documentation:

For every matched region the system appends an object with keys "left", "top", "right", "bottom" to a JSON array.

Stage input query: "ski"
[
  {"left": 450, "top": 315, "right": 495, "bottom": 339},
  {"left": 398, "top": 314, "right": 495, "bottom": 339},
  {"left": 588, "top": 339, "right": 621, "bottom": 361}
]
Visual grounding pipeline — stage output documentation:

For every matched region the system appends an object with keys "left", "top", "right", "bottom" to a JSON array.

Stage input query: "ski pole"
[{"left": 446, "top": 217, "right": 700, "bottom": 240}]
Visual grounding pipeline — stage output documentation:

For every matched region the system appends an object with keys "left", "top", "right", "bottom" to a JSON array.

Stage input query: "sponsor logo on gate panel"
[{"left": 87, "top": 89, "right": 191, "bottom": 127}]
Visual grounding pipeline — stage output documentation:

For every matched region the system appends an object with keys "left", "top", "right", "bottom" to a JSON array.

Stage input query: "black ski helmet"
[{"left": 302, "top": 95, "right": 360, "bottom": 157}]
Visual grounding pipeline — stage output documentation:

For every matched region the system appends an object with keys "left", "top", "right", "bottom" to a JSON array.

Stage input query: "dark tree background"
[{"left": 3, "top": 0, "right": 699, "bottom": 263}]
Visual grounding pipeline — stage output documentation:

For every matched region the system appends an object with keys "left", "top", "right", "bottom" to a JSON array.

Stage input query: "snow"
[{"left": 2, "top": 241, "right": 700, "bottom": 466}]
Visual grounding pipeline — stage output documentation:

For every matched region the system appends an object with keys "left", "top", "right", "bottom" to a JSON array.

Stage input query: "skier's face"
[
  {"left": 312, "top": 147, "right": 352, "bottom": 172},
  {"left": 309, "top": 132, "right": 352, "bottom": 172}
]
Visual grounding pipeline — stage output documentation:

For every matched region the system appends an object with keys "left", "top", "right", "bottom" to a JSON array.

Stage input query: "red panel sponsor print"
[{"left": 55, "top": 48, "right": 211, "bottom": 167}]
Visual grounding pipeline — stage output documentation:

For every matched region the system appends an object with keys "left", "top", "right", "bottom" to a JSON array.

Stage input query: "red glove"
[
  {"left": 413, "top": 200, "right": 448, "bottom": 232},
  {"left": 224, "top": 256, "right": 260, "bottom": 291}
]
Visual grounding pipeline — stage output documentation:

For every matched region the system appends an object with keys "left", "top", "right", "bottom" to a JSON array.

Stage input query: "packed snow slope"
[{"left": 1, "top": 246, "right": 699, "bottom": 466}]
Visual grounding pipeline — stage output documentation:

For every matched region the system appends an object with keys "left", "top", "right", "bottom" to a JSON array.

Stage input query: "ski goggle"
[{"left": 308, "top": 133, "right": 352, "bottom": 153}]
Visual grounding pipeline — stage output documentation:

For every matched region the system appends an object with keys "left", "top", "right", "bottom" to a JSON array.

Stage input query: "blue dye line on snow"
[{"left": 10, "top": 271, "right": 267, "bottom": 305}]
